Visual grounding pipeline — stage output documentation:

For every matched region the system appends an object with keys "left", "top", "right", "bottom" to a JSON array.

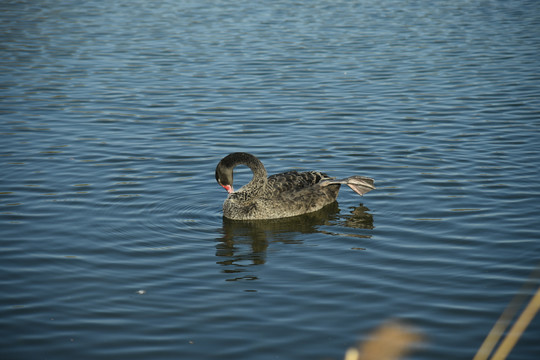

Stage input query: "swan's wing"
[{"left": 266, "top": 171, "right": 332, "bottom": 195}]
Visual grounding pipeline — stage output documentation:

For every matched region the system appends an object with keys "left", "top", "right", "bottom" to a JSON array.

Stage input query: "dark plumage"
[{"left": 215, "top": 152, "right": 375, "bottom": 220}]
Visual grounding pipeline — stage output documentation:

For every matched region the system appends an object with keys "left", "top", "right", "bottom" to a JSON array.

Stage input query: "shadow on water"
[{"left": 215, "top": 202, "right": 374, "bottom": 281}]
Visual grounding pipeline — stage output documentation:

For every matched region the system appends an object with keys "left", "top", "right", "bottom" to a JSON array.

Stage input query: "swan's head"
[{"left": 215, "top": 158, "right": 234, "bottom": 194}]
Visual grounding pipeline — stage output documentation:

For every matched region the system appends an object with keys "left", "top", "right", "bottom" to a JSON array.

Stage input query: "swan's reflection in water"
[{"left": 215, "top": 202, "right": 374, "bottom": 281}]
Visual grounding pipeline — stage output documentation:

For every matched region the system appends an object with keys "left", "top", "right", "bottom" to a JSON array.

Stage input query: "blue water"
[{"left": 1, "top": 0, "right": 540, "bottom": 359}]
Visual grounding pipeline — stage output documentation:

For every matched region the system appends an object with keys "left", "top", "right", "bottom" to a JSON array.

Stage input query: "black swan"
[{"left": 215, "top": 152, "right": 375, "bottom": 220}]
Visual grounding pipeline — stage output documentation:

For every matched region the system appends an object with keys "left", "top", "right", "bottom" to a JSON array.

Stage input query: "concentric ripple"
[
  {"left": 95, "top": 191, "right": 222, "bottom": 251},
  {"left": 144, "top": 194, "right": 222, "bottom": 239}
]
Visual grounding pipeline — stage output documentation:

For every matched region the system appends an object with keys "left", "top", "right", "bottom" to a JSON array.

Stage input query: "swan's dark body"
[{"left": 215, "top": 152, "right": 375, "bottom": 220}]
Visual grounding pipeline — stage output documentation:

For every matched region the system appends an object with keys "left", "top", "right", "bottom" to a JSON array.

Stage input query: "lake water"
[{"left": 1, "top": 0, "right": 540, "bottom": 359}]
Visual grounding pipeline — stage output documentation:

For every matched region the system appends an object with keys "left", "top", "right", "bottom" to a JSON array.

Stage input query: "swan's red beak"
[{"left": 221, "top": 184, "right": 234, "bottom": 194}]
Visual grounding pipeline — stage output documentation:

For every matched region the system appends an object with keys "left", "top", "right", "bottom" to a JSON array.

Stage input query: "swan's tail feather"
[{"left": 322, "top": 176, "right": 375, "bottom": 196}]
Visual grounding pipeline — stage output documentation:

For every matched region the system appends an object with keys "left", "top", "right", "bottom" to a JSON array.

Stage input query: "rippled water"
[{"left": 2, "top": 0, "right": 540, "bottom": 359}]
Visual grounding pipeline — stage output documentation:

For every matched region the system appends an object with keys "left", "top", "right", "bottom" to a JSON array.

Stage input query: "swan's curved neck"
[
  {"left": 216, "top": 152, "right": 268, "bottom": 201},
  {"left": 226, "top": 153, "right": 267, "bottom": 201}
]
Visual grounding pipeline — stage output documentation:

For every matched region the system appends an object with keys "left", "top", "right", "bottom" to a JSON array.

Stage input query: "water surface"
[{"left": 1, "top": 0, "right": 540, "bottom": 359}]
